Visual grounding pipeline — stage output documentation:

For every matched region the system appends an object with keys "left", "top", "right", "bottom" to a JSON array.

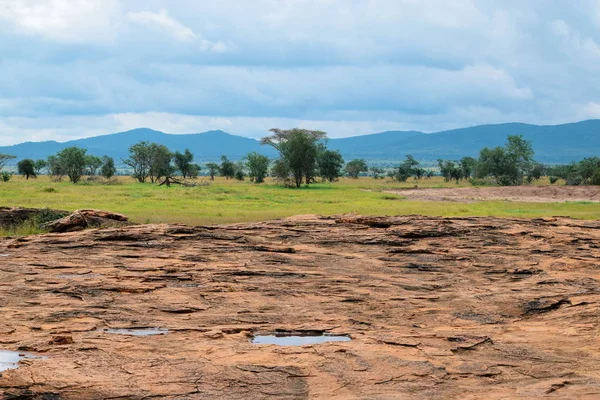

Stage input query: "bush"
[
  {"left": 591, "top": 171, "right": 600, "bottom": 186},
  {"left": 42, "top": 187, "right": 57, "bottom": 193},
  {"left": 1, "top": 172, "right": 11, "bottom": 182},
  {"left": 549, "top": 176, "right": 559, "bottom": 185}
]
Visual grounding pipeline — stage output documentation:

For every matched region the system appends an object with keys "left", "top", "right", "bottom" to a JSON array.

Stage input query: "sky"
[{"left": 1, "top": 0, "right": 600, "bottom": 145}]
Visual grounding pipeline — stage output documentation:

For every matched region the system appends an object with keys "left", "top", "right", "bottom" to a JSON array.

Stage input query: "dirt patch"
[
  {"left": 1, "top": 214, "right": 600, "bottom": 398},
  {"left": 385, "top": 185, "right": 600, "bottom": 203}
]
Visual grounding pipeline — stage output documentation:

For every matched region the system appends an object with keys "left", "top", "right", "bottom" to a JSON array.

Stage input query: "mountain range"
[{"left": 1, "top": 120, "right": 599, "bottom": 166}]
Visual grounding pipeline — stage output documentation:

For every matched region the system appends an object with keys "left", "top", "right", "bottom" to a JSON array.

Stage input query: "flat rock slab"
[{"left": 1, "top": 215, "right": 600, "bottom": 399}]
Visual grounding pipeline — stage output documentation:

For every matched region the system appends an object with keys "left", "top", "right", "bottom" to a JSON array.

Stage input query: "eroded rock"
[{"left": 0, "top": 214, "right": 600, "bottom": 399}]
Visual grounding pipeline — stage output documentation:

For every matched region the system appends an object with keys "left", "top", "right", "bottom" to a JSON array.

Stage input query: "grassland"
[{"left": 0, "top": 176, "right": 598, "bottom": 233}]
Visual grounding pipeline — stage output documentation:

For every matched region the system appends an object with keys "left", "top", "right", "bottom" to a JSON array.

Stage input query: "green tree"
[
  {"left": 246, "top": 152, "right": 270, "bottom": 183},
  {"left": 34, "top": 159, "right": 47, "bottom": 175},
  {"left": 459, "top": 157, "right": 477, "bottom": 179},
  {"left": 476, "top": 135, "right": 536, "bottom": 186},
  {"left": 56, "top": 146, "right": 87, "bottom": 183},
  {"left": 101, "top": 156, "right": 117, "bottom": 179},
  {"left": 124, "top": 141, "right": 152, "bottom": 183},
  {"left": 46, "top": 155, "right": 65, "bottom": 180},
  {"left": 0, "top": 154, "right": 16, "bottom": 172},
  {"left": 394, "top": 155, "right": 420, "bottom": 182},
  {"left": 85, "top": 155, "right": 103, "bottom": 176},
  {"left": 219, "top": 155, "right": 236, "bottom": 179},
  {"left": 261, "top": 128, "right": 327, "bottom": 188},
  {"left": 234, "top": 161, "right": 245, "bottom": 181},
  {"left": 271, "top": 159, "right": 291, "bottom": 184},
  {"left": 206, "top": 162, "right": 219, "bottom": 180},
  {"left": 345, "top": 159, "right": 368, "bottom": 179},
  {"left": 319, "top": 150, "right": 344, "bottom": 182},
  {"left": 438, "top": 159, "right": 463, "bottom": 183},
  {"left": 148, "top": 143, "right": 173, "bottom": 183},
  {"left": 173, "top": 149, "right": 195, "bottom": 178},
  {"left": 17, "top": 159, "right": 36, "bottom": 179}
]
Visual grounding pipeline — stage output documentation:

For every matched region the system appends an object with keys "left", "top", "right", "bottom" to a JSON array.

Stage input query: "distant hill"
[{"left": 1, "top": 120, "right": 599, "bottom": 166}]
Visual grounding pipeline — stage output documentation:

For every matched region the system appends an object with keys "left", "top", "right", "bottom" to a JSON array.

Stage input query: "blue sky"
[{"left": 1, "top": 0, "right": 600, "bottom": 145}]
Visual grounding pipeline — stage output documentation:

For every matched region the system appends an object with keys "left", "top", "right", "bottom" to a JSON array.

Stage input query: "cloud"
[
  {"left": 0, "top": 0, "right": 121, "bottom": 43},
  {"left": 0, "top": 1, "right": 600, "bottom": 144}
]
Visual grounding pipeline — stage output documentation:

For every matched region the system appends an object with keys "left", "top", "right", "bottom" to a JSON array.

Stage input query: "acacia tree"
[
  {"left": 319, "top": 150, "right": 344, "bottom": 182},
  {"left": 148, "top": 143, "right": 173, "bottom": 183},
  {"left": 85, "top": 155, "right": 103, "bottom": 176},
  {"left": 345, "top": 159, "right": 368, "bottom": 179},
  {"left": 56, "top": 146, "right": 87, "bottom": 183},
  {"left": 261, "top": 128, "right": 327, "bottom": 188},
  {"left": 174, "top": 149, "right": 196, "bottom": 178},
  {"left": 17, "top": 159, "right": 36, "bottom": 179},
  {"left": 34, "top": 159, "right": 47, "bottom": 175},
  {"left": 206, "top": 162, "right": 219, "bottom": 180},
  {"left": 124, "top": 141, "right": 152, "bottom": 183},
  {"left": 393, "top": 155, "right": 420, "bottom": 182},
  {"left": 0, "top": 154, "right": 16, "bottom": 172},
  {"left": 246, "top": 152, "right": 270, "bottom": 183},
  {"left": 46, "top": 155, "right": 64, "bottom": 180}
]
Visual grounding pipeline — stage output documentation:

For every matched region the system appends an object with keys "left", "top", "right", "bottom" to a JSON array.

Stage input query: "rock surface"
[
  {"left": 0, "top": 207, "right": 68, "bottom": 228},
  {"left": 0, "top": 214, "right": 600, "bottom": 399},
  {"left": 41, "top": 209, "right": 130, "bottom": 233}
]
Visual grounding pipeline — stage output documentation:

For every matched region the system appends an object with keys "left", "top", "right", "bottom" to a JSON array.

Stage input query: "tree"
[
  {"left": 124, "top": 141, "right": 152, "bottom": 183},
  {"left": 246, "top": 152, "right": 270, "bottom": 183},
  {"left": 371, "top": 167, "right": 385, "bottom": 179},
  {"left": 271, "top": 159, "right": 291, "bottom": 184},
  {"left": 438, "top": 159, "right": 463, "bottom": 183},
  {"left": 0, "top": 154, "right": 16, "bottom": 172},
  {"left": 46, "top": 155, "right": 65, "bottom": 180},
  {"left": 101, "top": 156, "right": 117, "bottom": 179},
  {"left": 34, "top": 159, "right": 47, "bottom": 175},
  {"left": 234, "top": 161, "right": 245, "bottom": 181},
  {"left": 148, "top": 143, "right": 173, "bottom": 183},
  {"left": 17, "top": 159, "right": 36, "bottom": 179},
  {"left": 261, "top": 128, "right": 327, "bottom": 188},
  {"left": 85, "top": 155, "right": 103, "bottom": 176},
  {"left": 393, "top": 155, "right": 420, "bottom": 182},
  {"left": 345, "top": 159, "right": 368, "bottom": 179},
  {"left": 476, "top": 135, "right": 536, "bottom": 186},
  {"left": 319, "top": 150, "right": 344, "bottom": 182},
  {"left": 219, "top": 155, "right": 236, "bottom": 179},
  {"left": 206, "top": 163, "right": 219, "bottom": 180},
  {"left": 173, "top": 149, "right": 195, "bottom": 178},
  {"left": 56, "top": 146, "right": 87, "bottom": 183},
  {"left": 459, "top": 157, "right": 477, "bottom": 179}
]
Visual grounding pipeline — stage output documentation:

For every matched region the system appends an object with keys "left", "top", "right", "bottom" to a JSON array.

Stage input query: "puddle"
[
  {"left": 166, "top": 283, "right": 202, "bottom": 288},
  {"left": 103, "top": 328, "right": 168, "bottom": 336},
  {"left": 0, "top": 350, "right": 46, "bottom": 372},
  {"left": 251, "top": 332, "right": 351, "bottom": 346},
  {"left": 58, "top": 273, "right": 102, "bottom": 279},
  {"left": 0, "top": 254, "right": 10, "bottom": 257}
]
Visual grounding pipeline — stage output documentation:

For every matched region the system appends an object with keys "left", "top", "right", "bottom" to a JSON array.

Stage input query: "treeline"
[{"left": 1, "top": 130, "right": 599, "bottom": 187}]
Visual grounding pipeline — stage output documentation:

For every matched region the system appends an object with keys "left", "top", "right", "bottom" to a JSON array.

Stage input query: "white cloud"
[
  {"left": 0, "top": 0, "right": 121, "bottom": 43},
  {"left": 127, "top": 8, "right": 196, "bottom": 42}
]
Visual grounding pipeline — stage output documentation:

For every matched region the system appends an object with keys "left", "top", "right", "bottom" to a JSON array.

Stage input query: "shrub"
[
  {"left": 549, "top": 176, "right": 559, "bottom": 185},
  {"left": 1, "top": 172, "right": 11, "bottom": 182}
]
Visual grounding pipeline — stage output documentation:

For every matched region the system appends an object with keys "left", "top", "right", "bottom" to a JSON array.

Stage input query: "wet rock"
[{"left": 0, "top": 214, "right": 599, "bottom": 398}]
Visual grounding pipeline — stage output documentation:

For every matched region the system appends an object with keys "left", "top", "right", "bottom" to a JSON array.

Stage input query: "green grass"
[{"left": 0, "top": 176, "right": 598, "bottom": 231}]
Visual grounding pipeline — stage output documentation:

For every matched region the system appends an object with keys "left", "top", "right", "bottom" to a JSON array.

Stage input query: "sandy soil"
[
  {"left": 384, "top": 185, "right": 600, "bottom": 203},
  {"left": 1, "top": 214, "right": 600, "bottom": 399}
]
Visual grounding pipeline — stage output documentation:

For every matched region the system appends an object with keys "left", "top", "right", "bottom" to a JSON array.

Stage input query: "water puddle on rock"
[
  {"left": 251, "top": 332, "right": 351, "bottom": 346},
  {"left": 103, "top": 328, "right": 169, "bottom": 336},
  {"left": 0, "top": 350, "right": 46, "bottom": 372},
  {"left": 58, "top": 273, "right": 102, "bottom": 279}
]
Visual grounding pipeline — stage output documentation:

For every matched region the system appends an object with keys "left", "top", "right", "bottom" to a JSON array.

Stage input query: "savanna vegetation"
[{"left": 1, "top": 129, "right": 599, "bottom": 237}]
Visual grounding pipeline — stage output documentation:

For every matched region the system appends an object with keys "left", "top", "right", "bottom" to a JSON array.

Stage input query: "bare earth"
[
  {"left": 384, "top": 185, "right": 600, "bottom": 203},
  {"left": 1, "top": 214, "right": 600, "bottom": 399}
]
